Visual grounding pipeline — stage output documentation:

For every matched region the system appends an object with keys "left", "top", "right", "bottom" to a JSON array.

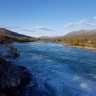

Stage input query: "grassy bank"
[{"left": 42, "top": 38, "right": 96, "bottom": 50}]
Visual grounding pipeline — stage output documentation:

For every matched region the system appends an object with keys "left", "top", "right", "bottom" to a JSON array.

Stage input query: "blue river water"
[{"left": 12, "top": 41, "right": 96, "bottom": 96}]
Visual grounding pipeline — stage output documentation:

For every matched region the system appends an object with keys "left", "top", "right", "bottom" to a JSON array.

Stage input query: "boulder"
[
  {"left": 0, "top": 92, "right": 6, "bottom": 96},
  {"left": 0, "top": 58, "right": 31, "bottom": 96}
]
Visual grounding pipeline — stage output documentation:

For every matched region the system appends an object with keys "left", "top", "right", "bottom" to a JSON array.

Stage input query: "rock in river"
[{"left": 0, "top": 58, "right": 31, "bottom": 96}]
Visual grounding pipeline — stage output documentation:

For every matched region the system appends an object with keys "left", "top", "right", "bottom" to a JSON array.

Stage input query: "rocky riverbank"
[{"left": 0, "top": 58, "right": 31, "bottom": 96}]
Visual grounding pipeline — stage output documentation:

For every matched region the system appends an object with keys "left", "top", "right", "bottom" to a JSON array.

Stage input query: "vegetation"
[
  {"left": 14, "top": 37, "right": 39, "bottom": 42},
  {"left": 42, "top": 38, "right": 96, "bottom": 49},
  {"left": 0, "top": 33, "right": 39, "bottom": 43},
  {"left": 0, "top": 44, "right": 20, "bottom": 63},
  {"left": 5, "top": 44, "right": 20, "bottom": 59},
  {"left": 1, "top": 28, "right": 96, "bottom": 50},
  {"left": 0, "top": 33, "right": 40, "bottom": 61},
  {"left": 1, "top": 32, "right": 96, "bottom": 51},
  {"left": 0, "top": 33, "right": 17, "bottom": 61}
]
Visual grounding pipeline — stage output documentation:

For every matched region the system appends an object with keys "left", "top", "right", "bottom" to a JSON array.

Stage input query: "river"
[{"left": 12, "top": 41, "right": 96, "bottom": 96}]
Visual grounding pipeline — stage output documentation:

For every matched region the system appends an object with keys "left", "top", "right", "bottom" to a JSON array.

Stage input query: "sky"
[{"left": 0, "top": 0, "right": 96, "bottom": 37}]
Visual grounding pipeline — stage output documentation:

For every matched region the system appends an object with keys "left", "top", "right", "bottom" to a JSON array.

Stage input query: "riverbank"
[
  {"left": 42, "top": 38, "right": 96, "bottom": 50},
  {"left": 0, "top": 58, "right": 31, "bottom": 96},
  {"left": 62, "top": 44, "right": 96, "bottom": 50}
]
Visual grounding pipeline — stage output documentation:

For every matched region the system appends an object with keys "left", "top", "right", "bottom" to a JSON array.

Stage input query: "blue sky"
[{"left": 0, "top": 0, "right": 96, "bottom": 37}]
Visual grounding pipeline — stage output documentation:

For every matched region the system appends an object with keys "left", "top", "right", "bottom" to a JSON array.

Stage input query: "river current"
[{"left": 12, "top": 42, "right": 96, "bottom": 96}]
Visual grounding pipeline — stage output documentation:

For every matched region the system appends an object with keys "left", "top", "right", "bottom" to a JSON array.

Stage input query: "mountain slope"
[
  {"left": 64, "top": 29, "right": 96, "bottom": 38},
  {"left": 0, "top": 28, "right": 33, "bottom": 38}
]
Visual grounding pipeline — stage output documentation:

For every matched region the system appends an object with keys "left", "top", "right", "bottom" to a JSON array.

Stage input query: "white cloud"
[
  {"left": 64, "top": 23, "right": 75, "bottom": 27},
  {"left": 64, "top": 20, "right": 87, "bottom": 27},
  {"left": 0, "top": 25, "right": 21, "bottom": 29},
  {"left": 21, "top": 29, "right": 36, "bottom": 32},
  {"left": 78, "top": 20, "right": 87, "bottom": 24},
  {"left": 64, "top": 19, "right": 96, "bottom": 27},
  {"left": 93, "top": 16, "right": 96, "bottom": 19},
  {"left": 36, "top": 26, "right": 53, "bottom": 31},
  {"left": 86, "top": 23, "right": 96, "bottom": 26}
]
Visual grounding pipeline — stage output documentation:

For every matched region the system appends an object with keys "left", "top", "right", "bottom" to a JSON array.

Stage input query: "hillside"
[
  {"left": 0, "top": 33, "right": 39, "bottom": 43},
  {"left": 64, "top": 29, "right": 96, "bottom": 38},
  {"left": 0, "top": 28, "right": 32, "bottom": 38}
]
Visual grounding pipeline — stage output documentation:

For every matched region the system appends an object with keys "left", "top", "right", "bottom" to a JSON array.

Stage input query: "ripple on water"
[{"left": 12, "top": 42, "right": 96, "bottom": 96}]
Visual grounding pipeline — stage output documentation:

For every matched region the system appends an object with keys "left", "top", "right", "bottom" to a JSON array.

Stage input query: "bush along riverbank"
[
  {"left": 0, "top": 43, "right": 31, "bottom": 96},
  {"left": 42, "top": 38, "right": 96, "bottom": 50}
]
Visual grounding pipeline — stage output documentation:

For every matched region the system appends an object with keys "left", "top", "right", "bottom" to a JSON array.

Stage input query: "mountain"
[
  {"left": 64, "top": 29, "right": 96, "bottom": 38},
  {"left": 39, "top": 36, "right": 63, "bottom": 39},
  {"left": 0, "top": 28, "right": 33, "bottom": 38}
]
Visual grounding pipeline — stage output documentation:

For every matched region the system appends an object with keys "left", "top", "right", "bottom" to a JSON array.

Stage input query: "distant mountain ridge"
[
  {"left": 64, "top": 29, "right": 96, "bottom": 38},
  {"left": 1, "top": 28, "right": 96, "bottom": 39},
  {"left": 39, "top": 29, "right": 96, "bottom": 39},
  {"left": 39, "top": 35, "right": 65, "bottom": 39},
  {"left": 0, "top": 28, "right": 33, "bottom": 38}
]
